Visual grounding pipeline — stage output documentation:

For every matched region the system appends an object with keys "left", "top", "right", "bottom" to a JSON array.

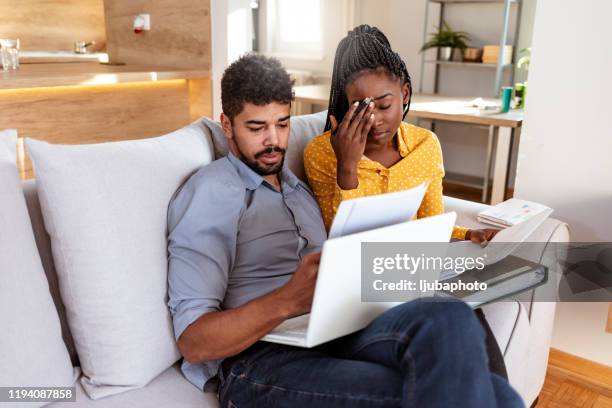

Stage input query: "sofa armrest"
[{"left": 443, "top": 196, "right": 570, "bottom": 406}]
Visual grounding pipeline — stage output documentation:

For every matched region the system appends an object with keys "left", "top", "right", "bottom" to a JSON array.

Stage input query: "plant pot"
[{"left": 439, "top": 47, "right": 453, "bottom": 61}]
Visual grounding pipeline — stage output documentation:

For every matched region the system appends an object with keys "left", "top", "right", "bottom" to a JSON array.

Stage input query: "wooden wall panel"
[
  {"left": 188, "top": 78, "right": 213, "bottom": 121},
  {"left": 0, "top": 80, "right": 197, "bottom": 179},
  {"left": 103, "top": 0, "right": 211, "bottom": 69},
  {"left": 0, "top": 0, "right": 106, "bottom": 51}
]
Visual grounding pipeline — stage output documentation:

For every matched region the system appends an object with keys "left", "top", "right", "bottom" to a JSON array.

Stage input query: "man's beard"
[{"left": 234, "top": 138, "right": 287, "bottom": 176}]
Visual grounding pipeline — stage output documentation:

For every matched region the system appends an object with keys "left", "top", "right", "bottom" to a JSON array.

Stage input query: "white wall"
[
  {"left": 552, "top": 303, "right": 611, "bottom": 367},
  {"left": 210, "top": 0, "right": 228, "bottom": 120},
  {"left": 210, "top": 0, "right": 254, "bottom": 120},
  {"left": 514, "top": 0, "right": 612, "bottom": 241},
  {"left": 513, "top": 0, "right": 612, "bottom": 365}
]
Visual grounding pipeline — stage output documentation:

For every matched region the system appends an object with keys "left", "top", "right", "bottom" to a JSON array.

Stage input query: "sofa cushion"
[
  {"left": 25, "top": 121, "right": 214, "bottom": 400},
  {"left": 48, "top": 363, "right": 219, "bottom": 408},
  {"left": 204, "top": 110, "right": 327, "bottom": 181},
  {"left": 0, "top": 129, "right": 79, "bottom": 406},
  {"left": 22, "top": 178, "right": 79, "bottom": 367}
]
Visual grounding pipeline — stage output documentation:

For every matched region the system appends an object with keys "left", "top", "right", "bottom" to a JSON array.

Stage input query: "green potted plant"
[{"left": 420, "top": 22, "right": 471, "bottom": 61}]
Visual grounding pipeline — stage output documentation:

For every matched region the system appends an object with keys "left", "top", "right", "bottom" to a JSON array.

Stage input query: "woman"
[{"left": 303, "top": 24, "right": 506, "bottom": 378}]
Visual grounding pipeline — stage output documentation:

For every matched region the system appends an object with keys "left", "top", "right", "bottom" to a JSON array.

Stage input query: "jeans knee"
[
  {"left": 425, "top": 298, "right": 483, "bottom": 335},
  {"left": 382, "top": 298, "right": 483, "bottom": 339}
]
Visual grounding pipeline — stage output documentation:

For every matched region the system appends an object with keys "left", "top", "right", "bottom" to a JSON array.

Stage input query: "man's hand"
[
  {"left": 177, "top": 252, "right": 322, "bottom": 363},
  {"left": 466, "top": 228, "right": 500, "bottom": 247},
  {"left": 329, "top": 99, "right": 375, "bottom": 190},
  {"left": 278, "top": 252, "right": 321, "bottom": 317}
]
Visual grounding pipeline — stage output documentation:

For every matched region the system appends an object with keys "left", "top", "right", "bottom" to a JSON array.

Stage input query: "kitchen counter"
[
  {"left": 0, "top": 62, "right": 211, "bottom": 90},
  {"left": 19, "top": 51, "right": 109, "bottom": 64}
]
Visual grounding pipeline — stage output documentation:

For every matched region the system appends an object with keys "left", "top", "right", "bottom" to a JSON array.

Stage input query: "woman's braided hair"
[{"left": 325, "top": 24, "right": 412, "bottom": 131}]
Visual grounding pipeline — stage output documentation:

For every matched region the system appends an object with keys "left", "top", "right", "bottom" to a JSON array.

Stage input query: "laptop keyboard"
[{"left": 270, "top": 314, "right": 310, "bottom": 336}]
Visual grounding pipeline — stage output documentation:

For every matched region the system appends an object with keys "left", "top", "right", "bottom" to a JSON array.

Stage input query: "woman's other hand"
[
  {"left": 466, "top": 228, "right": 500, "bottom": 247},
  {"left": 329, "top": 99, "right": 375, "bottom": 190}
]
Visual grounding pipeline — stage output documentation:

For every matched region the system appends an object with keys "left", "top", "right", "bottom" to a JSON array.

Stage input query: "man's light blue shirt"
[{"left": 167, "top": 153, "right": 327, "bottom": 391}]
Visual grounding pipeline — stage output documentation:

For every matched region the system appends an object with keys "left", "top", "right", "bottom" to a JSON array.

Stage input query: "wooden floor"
[
  {"left": 532, "top": 349, "right": 612, "bottom": 408},
  {"left": 535, "top": 370, "right": 612, "bottom": 408}
]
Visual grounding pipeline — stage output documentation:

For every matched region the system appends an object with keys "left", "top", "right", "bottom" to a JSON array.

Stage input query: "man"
[{"left": 167, "top": 54, "right": 523, "bottom": 407}]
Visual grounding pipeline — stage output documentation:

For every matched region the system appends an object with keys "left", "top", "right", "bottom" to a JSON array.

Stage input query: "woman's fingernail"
[{"left": 354, "top": 101, "right": 359, "bottom": 106}]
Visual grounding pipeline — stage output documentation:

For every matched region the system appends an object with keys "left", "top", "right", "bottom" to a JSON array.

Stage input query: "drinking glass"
[{"left": 0, "top": 38, "right": 20, "bottom": 70}]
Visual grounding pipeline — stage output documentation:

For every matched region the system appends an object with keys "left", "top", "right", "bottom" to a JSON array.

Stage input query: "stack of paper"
[{"left": 477, "top": 198, "right": 551, "bottom": 228}]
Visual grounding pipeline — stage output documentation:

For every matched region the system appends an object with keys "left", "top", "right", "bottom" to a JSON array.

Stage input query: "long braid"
[{"left": 325, "top": 25, "right": 412, "bottom": 131}]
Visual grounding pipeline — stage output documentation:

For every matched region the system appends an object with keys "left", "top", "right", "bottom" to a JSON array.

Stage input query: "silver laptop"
[{"left": 261, "top": 212, "right": 457, "bottom": 348}]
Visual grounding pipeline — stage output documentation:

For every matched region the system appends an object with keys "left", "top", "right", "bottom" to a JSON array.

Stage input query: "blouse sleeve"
[{"left": 304, "top": 137, "right": 369, "bottom": 231}]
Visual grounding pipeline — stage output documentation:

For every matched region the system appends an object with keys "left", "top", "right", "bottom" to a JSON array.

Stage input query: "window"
[{"left": 266, "top": 0, "right": 323, "bottom": 58}]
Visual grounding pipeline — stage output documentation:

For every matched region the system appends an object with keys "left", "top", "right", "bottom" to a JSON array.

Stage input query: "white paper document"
[
  {"left": 440, "top": 208, "right": 553, "bottom": 280},
  {"left": 328, "top": 181, "right": 429, "bottom": 239}
]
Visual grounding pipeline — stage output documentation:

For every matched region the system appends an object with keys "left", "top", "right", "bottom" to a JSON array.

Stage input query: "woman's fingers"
[
  {"left": 347, "top": 98, "right": 372, "bottom": 137},
  {"left": 468, "top": 228, "right": 500, "bottom": 247},
  {"left": 354, "top": 108, "right": 366, "bottom": 139},
  {"left": 355, "top": 106, "right": 374, "bottom": 144},
  {"left": 361, "top": 113, "right": 375, "bottom": 144},
  {"left": 350, "top": 100, "right": 374, "bottom": 141},
  {"left": 340, "top": 101, "right": 360, "bottom": 135},
  {"left": 486, "top": 229, "right": 500, "bottom": 240}
]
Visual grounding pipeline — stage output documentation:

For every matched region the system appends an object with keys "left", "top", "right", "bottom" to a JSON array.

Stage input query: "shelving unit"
[
  {"left": 424, "top": 60, "right": 514, "bottom": 70},
  {"left": 416, "top": 0, "right": 524, "bottom": 204},
  {"left": 418, "top": 0, "right": 522, "bottom": 96}
]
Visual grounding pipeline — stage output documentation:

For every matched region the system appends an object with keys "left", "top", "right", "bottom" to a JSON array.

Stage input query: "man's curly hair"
[{"left": 221, "top": 53, "right": 295, "bottom": 121}]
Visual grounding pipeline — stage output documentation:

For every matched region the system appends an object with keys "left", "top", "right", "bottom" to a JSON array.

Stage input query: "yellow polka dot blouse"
[{"left": 303, "top": 122, "right": 469, "bottom": 240}]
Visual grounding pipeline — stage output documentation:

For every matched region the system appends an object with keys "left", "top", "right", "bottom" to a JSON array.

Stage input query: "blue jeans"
[{"left": 217, "top": 297, "right": 524, "bottom": 408}]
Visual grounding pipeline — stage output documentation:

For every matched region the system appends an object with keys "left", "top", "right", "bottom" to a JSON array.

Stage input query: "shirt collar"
[
  {"left": 397, "top": 124, "right": 411, "bottom": 157},
  {"left": 279, "top": 164, "right": 301, "bottom": 190},
  {"left": 227, "top": 152, "right": 300, "bottom": 191}
]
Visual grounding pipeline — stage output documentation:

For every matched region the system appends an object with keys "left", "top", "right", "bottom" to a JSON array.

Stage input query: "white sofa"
[{"left": 13, "top": 113, "right": 567, "bottom": 407}]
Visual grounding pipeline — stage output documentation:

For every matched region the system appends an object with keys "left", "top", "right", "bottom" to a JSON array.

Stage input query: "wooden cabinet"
[{"left": 1, "top": 63, "right": 211, "bottom": 179}]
